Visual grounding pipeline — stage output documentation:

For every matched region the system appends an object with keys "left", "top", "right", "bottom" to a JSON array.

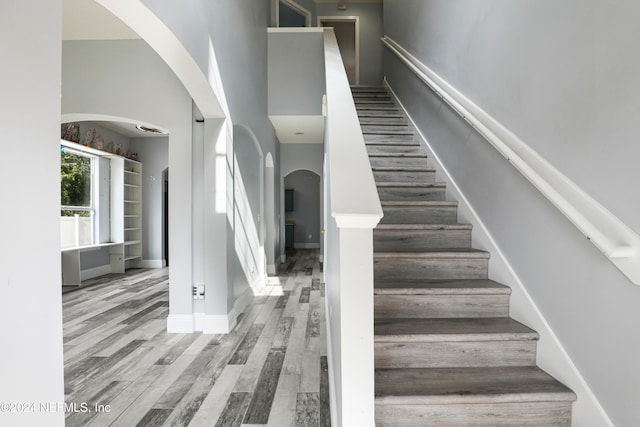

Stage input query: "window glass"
[{"left": 60, "top": 148, "right": 94, "bottom": 248}]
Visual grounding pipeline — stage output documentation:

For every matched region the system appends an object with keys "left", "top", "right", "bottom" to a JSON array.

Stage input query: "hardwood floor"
[{"left": 62, "top": 249, "right": 330, "bottom": 427}]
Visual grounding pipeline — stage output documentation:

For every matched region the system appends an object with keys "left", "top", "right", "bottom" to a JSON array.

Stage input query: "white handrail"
[
  {"left": 382, "top": 35, "right": 640, "bottom": 286},
  {"left": 326, "top": 32, "right": 383, "bottom": 227}
]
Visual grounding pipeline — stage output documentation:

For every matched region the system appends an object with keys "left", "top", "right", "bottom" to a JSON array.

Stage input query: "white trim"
[
  {"left": 267, "top": 264, "right": 277, "bottom": 275},
  {"left": 281, "top": 0, "right": 312, "bottom": 27},
  {"left": 318, "top": 16, "right": 360, "bottom": 85},
  {"left": 194, "top": 313, "right": 234, "bottom": 334},
  {"left": 168, "top": 287, "right": 253, "bottom": 335},
  {"left": 167, "top": 314, "right": 195, "bottom": 333},
  {"left": 138, "top": 259, "right": 165, "bottom": 268},
  {"left": 323, "top": 28, "right": 382, "bottom": 230},
  {"left": 385, "top": 80, "right": 613, "bottom": 427},
  {"left": 324, "top": 289, "right": 339, "bottom": 427},
  {"left": 268, "top": 27, "right": 323, "bottom": 33},
  {"left": 293, "top": 243, "right": 321, "bottom": 249},
  {"left": 80, "top": 265, "right": 112, "bottom": 281},
  {"left": 382, "top": 35, "right": 640, "bottom": 286}
]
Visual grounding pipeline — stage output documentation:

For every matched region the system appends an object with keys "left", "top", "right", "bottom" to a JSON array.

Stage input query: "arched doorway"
[{"left": 283, "top": 169, "right": 321, "bottom": 252}]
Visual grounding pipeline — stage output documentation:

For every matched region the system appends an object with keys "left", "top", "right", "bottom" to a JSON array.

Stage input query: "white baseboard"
[
  {"left": 267, "top": 264, "right": 276, "bottom": 275},
  {"left": 139, "top": 259, "right": 166, "bottom": 268},
  {"left": 180, "top": 287, "right": 254, "bottom": 334},
  {"left": 293, "top": 243, "right": 320, "bottom": 249},
  {"left": 324, "top": 291, "right": 339, "bottom": 427},
  {"left": 167, "top": 314, "right": 195, "bottom": 333},
  {"left": 80, "top": 265, "right": 112, "bottom": 281},
  {"left": 385, "top": 79, "right": 612, "bottom": 427},
  {"left": 193, "top": 313, "right": 234, "bottom": 334}
]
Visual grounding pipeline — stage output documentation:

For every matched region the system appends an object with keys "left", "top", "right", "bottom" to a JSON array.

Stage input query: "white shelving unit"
[{"left": 111, "top": 157, "right": 143, "bottom": 270}]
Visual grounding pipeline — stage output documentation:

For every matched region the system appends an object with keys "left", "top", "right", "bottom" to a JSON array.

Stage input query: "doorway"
[
  {"left": 163, "top": 168, "right": 169, "bottom": 266},
  {"left": 318, "top": 16, "right": 360, "bottom": 85}
]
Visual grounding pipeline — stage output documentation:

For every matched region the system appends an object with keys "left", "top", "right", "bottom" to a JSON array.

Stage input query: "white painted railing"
[
  {"left": 324, "top": 29, "right": 383, "bottom": 427},
  {"left": 382, "top": 35, "right": 640, "bottom": 286}
]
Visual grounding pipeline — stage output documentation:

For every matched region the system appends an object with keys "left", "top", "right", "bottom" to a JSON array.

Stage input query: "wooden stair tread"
[
  {"left": 366, "top": 141, "right": 420, "bottom": 146},
  {"left": 375, "top": 249, "right": 490, "bottom": 259},
  {"left": 373, "top": 166, "right": 436, "bottom": 172},
  {"left": 368, "top": 153, "right": 427, "bottom": 158},
  {"left": 363, "top": 130, "right": 414, "bottom": 135},
  {"left": 374, "top": 317, "right": 538, "bottom": 342},
  {"left": 381, "top": 200, "right": 457, "bottom": 207},
  {"left": 376, "top": 182, "right": 445, "bottom": 188},
  {"left": 375, "top": 366, "right": 576, "bottom": 405},
  {"left": 374, "top": 279, "right": 510, "bottom": 295},
  {"left": 358, "top": 113, "right": 404, "bottom": 118},
  {"left": 376, "top": 224, "right": 472, "bottom": 231}
]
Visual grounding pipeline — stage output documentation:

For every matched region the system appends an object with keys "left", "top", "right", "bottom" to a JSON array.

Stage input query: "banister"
[
  {"left": 382, "top": 35, "right": 640, "bottom": 286},
  {"left": 323, "top": 28, "right": 382, "bottom": 427},
  {"left": 326, "top": 31, "right": 383, "bottom": 227}
]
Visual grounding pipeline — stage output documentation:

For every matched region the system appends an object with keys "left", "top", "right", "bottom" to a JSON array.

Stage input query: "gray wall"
[
  {"left": 143, "top": 0, "right": 282, "bottom": 312},
  {"left": 268, "top": 30, "right": 325, "bottom": 115},
  {"left": 285, "top": 170, "right": 321, "bottom": 246},
  {"left": 130, "top": 136, "right": 169, "bottom": 262},
  {"left": 383, "top": 1, "right": 640, "bottom": 425},
  {"left": 315, "top": 2, "right": 383, "bottom": 85}
]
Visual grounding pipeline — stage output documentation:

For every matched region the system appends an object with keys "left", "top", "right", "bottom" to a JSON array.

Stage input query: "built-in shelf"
[
  {"left": 112, "top": 157, "right": 143, "bottom": 271},
  {"left": 60, "top": 140, "right": 143, "bottom": 286}
]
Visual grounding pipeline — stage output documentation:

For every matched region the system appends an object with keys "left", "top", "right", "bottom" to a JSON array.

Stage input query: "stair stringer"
[{"left": 383, "top": 78, "right": 612, "bottom": 427}]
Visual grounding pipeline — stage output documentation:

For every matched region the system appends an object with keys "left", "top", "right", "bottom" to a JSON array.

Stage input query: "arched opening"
[
  {"left": 265, "top": 153, "right": 277, "bottom": 275},
  {"left": 283, "top": 169, "right": 321, "bottom": 253}
]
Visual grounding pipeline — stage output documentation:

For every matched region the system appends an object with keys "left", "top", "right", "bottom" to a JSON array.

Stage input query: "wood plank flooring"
[{"left": 62, "top": 249, "right": 330, "bottom": 427}]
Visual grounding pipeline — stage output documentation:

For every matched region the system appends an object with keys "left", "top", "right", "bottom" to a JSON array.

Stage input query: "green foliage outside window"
[{"left": 61, "top": 151, "right": 91, "bottom": 217}]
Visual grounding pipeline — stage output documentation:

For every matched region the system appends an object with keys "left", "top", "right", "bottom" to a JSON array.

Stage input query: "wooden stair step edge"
[
  {"left": 374, "top": 249, "right": 490, "bottom": 260},
  {"left": 368, "top": 152, "right": 427, "bottom": 158},
  {"left": 376, "top": 182, "right": 446, "bottom": 188},
  {"left": 374, "top": 317, "right": 538, "bottom": 342},
  {"left": 375, "top": 366, "right": 576, "bottom": 405},
  {"left": 373, "top": 279, "right": 510, "bottom": 295}
]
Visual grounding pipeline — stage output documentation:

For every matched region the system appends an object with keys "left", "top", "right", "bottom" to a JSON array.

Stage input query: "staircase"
[{"left": 352, "top": 86, "right": 576, "bottom": 426}]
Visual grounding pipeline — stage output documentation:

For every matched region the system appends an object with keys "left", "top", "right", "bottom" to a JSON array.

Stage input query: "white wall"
[
  {"left": 0, "top": 2, "right": 65, "bottom": 426},
  {"left": 384, "top": 1, "right": 640, "bottom": 425}
]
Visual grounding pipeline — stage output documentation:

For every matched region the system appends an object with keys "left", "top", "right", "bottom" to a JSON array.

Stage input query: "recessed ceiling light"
[{"left": 136, "top": 124, "right": 169, "bottom": 135}]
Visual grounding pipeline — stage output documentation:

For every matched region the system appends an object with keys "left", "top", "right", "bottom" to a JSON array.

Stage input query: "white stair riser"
[
  {"left": 375, "top": 340, "right": 537, "bottom": 369},
  {"left": 374, "top": 294, "right": 509, "bottom": 318}
]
